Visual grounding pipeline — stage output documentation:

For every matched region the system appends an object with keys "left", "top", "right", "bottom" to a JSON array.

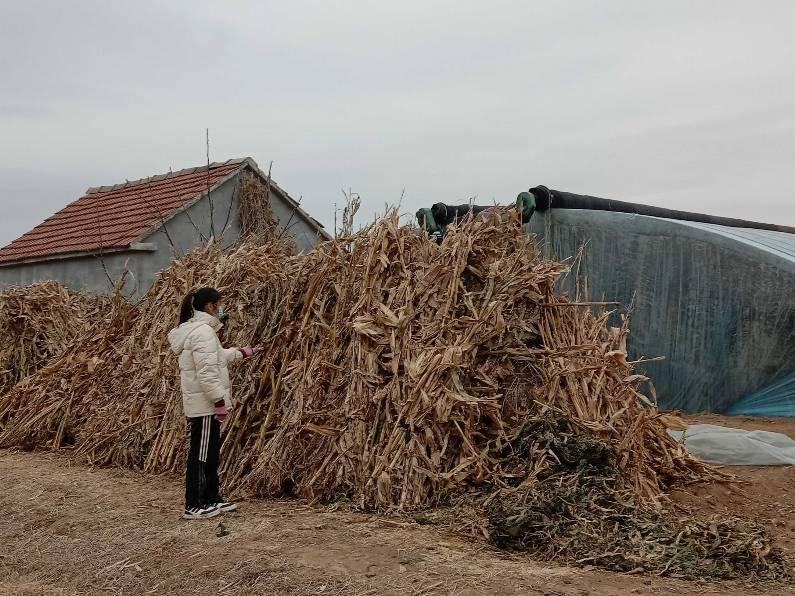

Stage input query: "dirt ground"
[
  {"left": 2, "top": 414, "right": 793, "bottom": 596},
  {"left": 673, "top": 413, "right": 795, "bottom": 567}
]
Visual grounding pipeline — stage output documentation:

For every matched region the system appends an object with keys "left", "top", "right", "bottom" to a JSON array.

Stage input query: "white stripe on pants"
[{"left": 199, "top": 415, "right": 211, "bottom": 462}]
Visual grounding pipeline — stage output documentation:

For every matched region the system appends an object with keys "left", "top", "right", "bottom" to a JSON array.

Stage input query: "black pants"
[{"left": 185, "top": 415, "right": 222, "bottom": 509}]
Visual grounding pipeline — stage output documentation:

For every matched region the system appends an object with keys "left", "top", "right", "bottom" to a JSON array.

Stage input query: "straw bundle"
[
  {"left": 0, "top": 282, "right": 111, "bottom": 401},
  {"left": 0, "top": 291, "right": 132, "bottom": 445},
  {"left": 0, "top": 281, "right": 116, "bottom": 428}
]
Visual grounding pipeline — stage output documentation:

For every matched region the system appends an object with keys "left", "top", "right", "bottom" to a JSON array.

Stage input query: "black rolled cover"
[{"left": 528, "top": 185, "right": 795, "bottom": 234}]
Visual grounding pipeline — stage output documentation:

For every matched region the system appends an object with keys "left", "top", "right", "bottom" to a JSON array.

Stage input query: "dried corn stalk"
[
  {"left": 238, "top": 172, "right": 278, "bottom": 241},
  {"left": 0, "top": 282, "right": 110, "bottom": 400}
]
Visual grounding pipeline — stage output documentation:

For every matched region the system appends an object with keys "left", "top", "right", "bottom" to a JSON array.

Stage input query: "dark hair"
[{"left": 179, "top": 287, "right": 222, "bottom": 324}]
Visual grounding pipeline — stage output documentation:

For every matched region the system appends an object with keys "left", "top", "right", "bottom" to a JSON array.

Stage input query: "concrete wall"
[
  {"left": 0, "top": 173, "right": 327, "bottom": 299},
  {"left": 527, "top": 209, "right": 795, "bottom": 413},
  {"left": 0, "top": 248, "right": 161, "bottom": 300},
  {"left": 270, "top": 196, "right": 325, "bottom": 253}
]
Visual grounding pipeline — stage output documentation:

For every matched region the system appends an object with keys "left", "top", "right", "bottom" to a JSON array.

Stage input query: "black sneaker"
[
  {"left": 183, "top": 504, "right": 221, "bottom": 520},
  {"left": 212, "top": 500, "right": 239, "bottom": 513}
]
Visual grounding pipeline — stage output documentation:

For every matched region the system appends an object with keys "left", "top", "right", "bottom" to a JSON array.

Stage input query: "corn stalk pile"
[
  {"left": 222, "top": 210, "right": 714, "bottom": 510},
  {"left": 0, "top": 241, "right": 293, "bottom": 465},
  {"left": 77, "top": 240, "right": 294, "bottom": 471},
  {"left": 0, "top": 291, "right": 133, "bottom": 445},
  {"left": 0, "top": 282, "right": 111, "bottom": 400},
  {"left": 0, "top": 209, "right": 787, "bottom": 579}
]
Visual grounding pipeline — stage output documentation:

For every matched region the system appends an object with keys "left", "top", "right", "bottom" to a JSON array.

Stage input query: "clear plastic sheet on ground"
[{"left": 669, "top": 423, "right": 795, "bottom": 465}]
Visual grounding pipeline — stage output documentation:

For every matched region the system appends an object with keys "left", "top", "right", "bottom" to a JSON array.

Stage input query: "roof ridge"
[{"left": 84, "top": 157, "right": 249, "bottom": 195}]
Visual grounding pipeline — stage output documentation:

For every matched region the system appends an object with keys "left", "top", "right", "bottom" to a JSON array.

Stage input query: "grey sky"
[{"left": 2, "top": 1, "right": 794, "bottom": 246}]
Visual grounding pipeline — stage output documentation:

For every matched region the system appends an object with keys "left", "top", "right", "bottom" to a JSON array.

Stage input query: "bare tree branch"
[
  {"left": 219, "top": 178, "right": 240, "bottom": 241},
  {"left": 139, "top": 176, "right": 184, "bottom": 253},
  {"left": 184, "top": 208, "right": 209, "bottom": 245},
  {"left": 91, "top": 206, "right": 115, "bottom": 291},
  {"left": 206, "top": 128, "right": 215, "bottom": 240},
  {"left": 277, "top": 193, "right": 304, "bottom": 240},
  {"left": 119, "top": 257, "right": 140, "bottom": 302},
  {"left": 279, "top": 219, "right": 304, "bottom": 240},
  {"left": 264, "top": 160, "right": 273, "bottom": 209}
]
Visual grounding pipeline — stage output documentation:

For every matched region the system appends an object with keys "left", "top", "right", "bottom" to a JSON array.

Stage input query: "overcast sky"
[{"left": 2, "top": 1, "right": 794, "bottom": 245}]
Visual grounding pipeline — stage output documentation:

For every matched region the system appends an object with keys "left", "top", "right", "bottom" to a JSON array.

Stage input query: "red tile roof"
[{"left": 0, "top": 159, "right": 248, "bottom": 265}]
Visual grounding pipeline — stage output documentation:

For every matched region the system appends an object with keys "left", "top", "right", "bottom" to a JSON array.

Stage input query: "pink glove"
[
  {"left": 239, "top": 345, "right": 263, "bottom": 358},
  {"left": 214, "top": 401, "right": 228, "bottom": 421}
]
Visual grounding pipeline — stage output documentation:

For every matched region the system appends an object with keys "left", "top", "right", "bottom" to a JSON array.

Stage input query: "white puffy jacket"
[{"left": 167, "top": 310, "right": 242, "bottom": 418}]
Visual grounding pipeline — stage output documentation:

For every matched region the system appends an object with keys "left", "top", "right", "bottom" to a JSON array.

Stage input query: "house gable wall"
[{"left": 0, "top": 172, "right": 326, "bottom": 298}]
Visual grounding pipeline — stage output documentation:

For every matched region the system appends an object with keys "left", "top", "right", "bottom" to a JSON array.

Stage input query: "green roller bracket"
[
  {"left": 416, "top": 208, "right": 440, "bottom": 234},
  {"left": 515, "top": 192, "right": 536, "bottom": 223}
]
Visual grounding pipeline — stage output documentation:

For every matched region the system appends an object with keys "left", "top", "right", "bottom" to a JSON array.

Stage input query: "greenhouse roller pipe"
[{"left": 528, "top": 185, "right": 795, "bottom": 234}]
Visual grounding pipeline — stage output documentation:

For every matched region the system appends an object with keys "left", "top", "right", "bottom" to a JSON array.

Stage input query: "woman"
[{"left": 168, "top": 287, "right": 261, "bottom": 520}]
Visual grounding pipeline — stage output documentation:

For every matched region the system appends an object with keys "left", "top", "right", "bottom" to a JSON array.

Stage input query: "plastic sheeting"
[
  {"left": 727, "top": 372, "right": 795, "bottom": 417},
  {"left": 668, "top": 424, "right": 795, "bottom": 465},
  {"left": 527, "top": 209, "right": 795, "bottom": 413}
]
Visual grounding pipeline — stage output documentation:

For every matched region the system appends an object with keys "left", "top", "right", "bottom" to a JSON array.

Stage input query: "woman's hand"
[
  {"left": 214, "top": 400, "right": 228, "bottom": 422},
  {"left": 240, "top": 345, "right": 264, "bottom": 358}
]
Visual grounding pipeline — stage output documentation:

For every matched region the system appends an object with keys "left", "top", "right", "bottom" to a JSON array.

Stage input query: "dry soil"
[{"left": 1, "top": 413, "right": 792, "bottom": 595}]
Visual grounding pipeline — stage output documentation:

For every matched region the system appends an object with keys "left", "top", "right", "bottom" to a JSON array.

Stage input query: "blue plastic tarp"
[
  {"left": 727, "top": 372, "right": 795, "bottom": 417},
  {"left": 528, "top": 209, "right": 795, "bottom": 413}
]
